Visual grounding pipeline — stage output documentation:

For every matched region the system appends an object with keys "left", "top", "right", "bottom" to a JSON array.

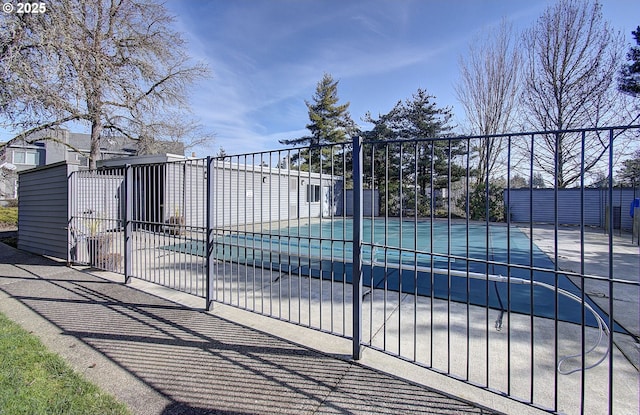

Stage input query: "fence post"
[
  {"left": 67, "top": 170, "right": 75, "bottom": 266},
  {"left": 352, "top": 136, "right": 363, "bottom": 360},
  {"left": 124, "top": 165, "right": 133, "bottom": 284},
  {"left": 206, "top": 156, "right": 214, "bottom": 310}
]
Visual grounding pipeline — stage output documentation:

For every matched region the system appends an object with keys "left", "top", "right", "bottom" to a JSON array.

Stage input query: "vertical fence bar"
[
  {"left": 124, "top": 165, "right": 133, "bottom": 283},
  {"left": 484, "top": 136, "right": 491, "bottom": 388},
  {"left": 446, "top": 139, "right": 452, "bottom": 374},
  {"left": 528, "top": 133, "right": 535, "bottom": 404},
  {"left": 465, "top": 138, "right": 471, "bottom": 380},
  {"left": 580, "top": 130, "right": 586, "bottom": 411},
  {"left": 398, "top": 143, "right": 404, "bottom": 356},
  {"left": 352, "top": 135, "right": 363, "bottom": 360},
  {"left": 67, "top": 171, "right": 74, "bottom": 266},
  {"left": 206, "top": 156, "right": 214, "bottom": 310},
  {"left": 607, "top": 129, "right": 614, "bottom": 415},
  {"left": 506, "top": 136, "right": 512, "bottom": 396},
  {"left": 429, "top": 141, "right": 435, "bottom": 367},
  {"left": 383, "top": 144, "right": 389, "bottom": 351},
  {"left": 413, "top": 142, "right": 419, "bottom": 361},
  {"left": 553, "top": 132, "right": 560, "bottom": 413}
]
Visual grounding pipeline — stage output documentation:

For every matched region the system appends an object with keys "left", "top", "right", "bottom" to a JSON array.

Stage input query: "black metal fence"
[{"left": 67, "top": 126, "right": 640, "bottom": 415}]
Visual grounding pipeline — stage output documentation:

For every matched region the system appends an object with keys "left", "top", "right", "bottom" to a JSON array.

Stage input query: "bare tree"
[
  {"left": 520, "top": 0, "right": 626, "bottom": 187},
  {"left": 0, "top": 0, "right": 210, "bottom": 168},
  {"left": 455, "top": 20, "right": 521, "bottom": 184}
]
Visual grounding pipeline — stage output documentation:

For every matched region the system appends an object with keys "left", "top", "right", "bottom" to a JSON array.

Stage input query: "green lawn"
[
  {"left": 0, "top": 206, "right": 17, "bottom": 227},
  {"left": 0, "top": 312, "right": 130, "bottom": 415}
]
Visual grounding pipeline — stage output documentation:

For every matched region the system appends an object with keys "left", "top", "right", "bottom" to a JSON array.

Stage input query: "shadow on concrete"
[{"left": 0, "top": 246, "right": 498, "bottom": 415}]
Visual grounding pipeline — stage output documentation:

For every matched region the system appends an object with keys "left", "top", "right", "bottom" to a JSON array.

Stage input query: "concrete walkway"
[{"left": 0, "top": 241, "right": 501, "bottom": 415}]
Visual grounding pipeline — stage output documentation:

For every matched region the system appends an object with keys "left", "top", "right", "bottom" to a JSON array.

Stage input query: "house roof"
[{"left": 2, "top": 129, "right": 185, "bottom": 156}]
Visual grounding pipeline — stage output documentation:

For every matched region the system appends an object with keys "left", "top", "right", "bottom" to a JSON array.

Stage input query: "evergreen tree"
[
  {"left": 363, "top": 89, "right": 462, "bottom": 215},
  {"left": 280, "top": 73, "right": 355, "bottom": 172},
  {"left": 619, "top": 26, "right": 640, "bottom": 97},
  {"left": 618, "top": 149, "right": 640, "bottom": 185},
  {"left": 510, "top": 175, "right": 529, "bottom": 188},
  {"left": 530, "top": 172, "right": 546, "bottom": 189},
  {"left": 401, "top": 89, "right": 463, "bottom": 193},
  {"left": 215, "top": 146, "right": 228, "bottom": 159}
]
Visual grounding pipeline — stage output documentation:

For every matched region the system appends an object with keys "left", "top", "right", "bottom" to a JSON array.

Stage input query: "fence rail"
[{"left": 65, "top": 126, "right": 640, "bottom": 415}]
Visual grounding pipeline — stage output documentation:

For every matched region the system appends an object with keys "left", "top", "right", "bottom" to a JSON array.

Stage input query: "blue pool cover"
[{"left": 162, "top": 219, "right": 625, "bottom": 333}]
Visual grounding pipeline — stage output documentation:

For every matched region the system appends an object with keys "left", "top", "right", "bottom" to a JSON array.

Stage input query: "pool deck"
[{"left": 521, "top": 224, "right": 639, "bottom": 369}]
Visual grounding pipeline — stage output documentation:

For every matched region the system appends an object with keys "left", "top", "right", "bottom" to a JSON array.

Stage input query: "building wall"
[
  {"left": 1, "top": 129, "right": 183, "bottom": 202},
  {"left": 70, "top": 170, "right": 125, "bottom": 234},
  {"left": 208, "top": 161, "right": 339, "bottom": 228},
  {"left": 164, "top": 161, "right": 206, "bottom": 228},
  {"left": 337, "top": 189, "right": 380, "bottom": 217},
  {"left": 43, "top": 138, "right": 69, "bottom": 165},
  {"left": 17, "top": 159, "right": 342, "bottom": 261},
  {"left": 18, "top": 162, "right": 78, "bottom": 258},
  {"left": 506, "top": 188, "right": 639, "bottom": 230},
  {"left": 126, "top": 159, "right": 341, "bottom": 230}
]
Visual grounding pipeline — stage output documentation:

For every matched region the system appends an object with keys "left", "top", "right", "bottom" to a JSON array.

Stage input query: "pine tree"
[
  {"left": 619, "top": 26, "right": 640, "bottom": 97},
  {"left": 215, "top": 147, "right": 228, "bottom": 159},
  {"left": 280, "top": 73, "right": 355, "bottom": 172},
  {"left": 363, "top": 89, "right": 462, "bottom": 215},
  {"left": 618, "top": 149, "right": 640, "bottom": 185}
]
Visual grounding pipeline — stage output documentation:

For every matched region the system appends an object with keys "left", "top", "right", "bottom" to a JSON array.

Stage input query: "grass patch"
[
  {"left": 0, "top": 206, "right": 17, "bottom": 227},
  {"left": 0, "top": 312, "right": 130, "bottom": 415}
]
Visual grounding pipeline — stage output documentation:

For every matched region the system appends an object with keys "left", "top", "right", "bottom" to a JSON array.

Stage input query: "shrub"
[
  {"left": 457, "top": 181, "right": 505, "bottom": 221},
  {"left": 0, "top": 207, "right": 18, "bottom": 227}
]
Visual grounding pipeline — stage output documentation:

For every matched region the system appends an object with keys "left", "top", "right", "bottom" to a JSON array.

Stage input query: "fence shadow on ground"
[{"left": 0, "top": 252, "right": 496, "bottom": 415}]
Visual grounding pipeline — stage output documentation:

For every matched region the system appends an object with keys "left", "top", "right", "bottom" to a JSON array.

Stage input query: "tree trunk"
[{"left": 89, "top": 117, "right": 102, "bottom": 170}]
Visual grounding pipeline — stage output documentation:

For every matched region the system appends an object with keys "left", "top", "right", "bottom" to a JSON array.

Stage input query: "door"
[{"left": 322, "top": 185, "right": 331, "bottom": 217}]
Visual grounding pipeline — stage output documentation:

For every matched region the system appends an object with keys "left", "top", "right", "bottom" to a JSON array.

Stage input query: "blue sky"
[
  {"left": 166, "top": 0, "right": 639, "bottom": 157},
  {"left": 2, "top": 1, "right": 639, "bottom": 157}
]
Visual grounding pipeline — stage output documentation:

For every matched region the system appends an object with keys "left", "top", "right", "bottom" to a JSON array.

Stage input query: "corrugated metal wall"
[
  {"left": 17, "top": 162, "right": 78, "bottom": 258},
  {"left": 338, "top": 189, "right": 380, "bottom": 217},
  {"left": 506, "top": 188, "right": 639, "bottom": 230}
]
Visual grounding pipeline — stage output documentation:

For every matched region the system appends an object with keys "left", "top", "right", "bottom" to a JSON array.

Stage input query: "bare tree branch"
[
  {"left": 455, "top": 19, "right": 521, "bottom": 185},
  {"left": 520, "top": 0, "right": 629, "bottom": 187},
  {"left": 0, "top": 0, "right": 212, "bottom": 169}
]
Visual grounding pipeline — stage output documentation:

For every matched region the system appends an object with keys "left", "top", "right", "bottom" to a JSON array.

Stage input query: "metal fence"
[{"left": 67, "top": 126, "right": 640, "bottom": 415}]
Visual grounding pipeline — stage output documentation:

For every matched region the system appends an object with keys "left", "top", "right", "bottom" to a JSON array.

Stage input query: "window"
[
  {"left": 75, "top": 153, "right": 89, "bottom": 167},
  {"left": 307, "top": 184, "right": 321, "bottom": 203},
  {"left": 12, "top": 149, "right": 40, "bottom": 165}
]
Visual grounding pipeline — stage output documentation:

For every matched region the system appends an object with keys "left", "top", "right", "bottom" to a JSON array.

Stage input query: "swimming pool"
[{"left": 165, "top": 218, "right": 618, "bottom": 331}]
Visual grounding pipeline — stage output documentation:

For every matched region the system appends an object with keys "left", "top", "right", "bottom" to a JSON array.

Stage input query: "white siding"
[
  {"left": 183, "top": 161, "right": 207, "bottom": 228},
  {"left": 71, "top": 171, "right": 124, "bottom": 231},
  {"left": 210, "top": 160, "right": 340, "bottom": 228}
]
